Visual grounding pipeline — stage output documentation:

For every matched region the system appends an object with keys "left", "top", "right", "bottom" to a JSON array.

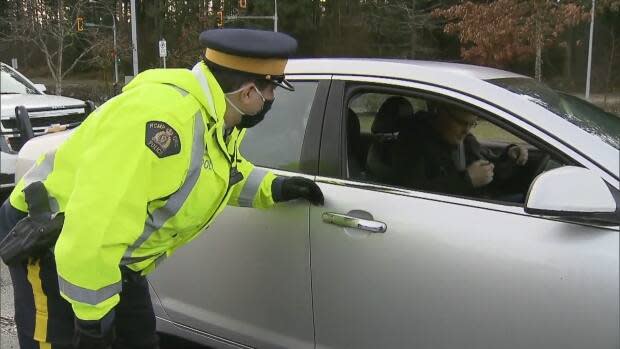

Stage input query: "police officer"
[{"left": 0, "top": 28, "right": 324, "bottom": 349}]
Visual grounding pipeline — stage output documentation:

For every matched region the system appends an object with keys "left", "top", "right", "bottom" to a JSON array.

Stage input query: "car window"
[
  {"left": 349, "top": 93, "right": 427, "bottom": 134},
  {"left": 487, "top": 77, "right": 620, "bottom": 149},
  {"left": 470, "top": 120, "right": 526, "bottom": 144},
  {"left": 345, "top": 88, "right": 566, "bottom": 205},
  {"left": 1, "top": 65, "right": 39, "bottom": 95},
  {"left": 241, "top": 81, "right": 318, "bottom": 171}
]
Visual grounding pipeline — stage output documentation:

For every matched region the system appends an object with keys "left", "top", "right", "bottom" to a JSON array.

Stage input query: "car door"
[
  {"left": 309, "top": 77, "right": 619, "bottom": 349},
  {"left": 148, "top": 78, "right": 330, "bottom": 348}
]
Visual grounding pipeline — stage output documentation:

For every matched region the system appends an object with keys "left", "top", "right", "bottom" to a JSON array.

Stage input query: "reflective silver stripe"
[
  {"left": 58, "top": 275, "right": 121, "bottom": 305},
  {"left": 23, "top": 151, "right": 56, "bottom": 186},
  {"left": 164, "top": 83, "right": 189, "bottom": 97},
  {"left": 238, "top": 167, "right": 268, "bottom": 207},
  {"left": 191, "top": 63, "right": 216, "bottom": 117},
  {"left": 119, "top": 253, "right": 159, "bottom": 265},
  {"left": 123, "top": 113, "right": 205, "bottom": 260}
]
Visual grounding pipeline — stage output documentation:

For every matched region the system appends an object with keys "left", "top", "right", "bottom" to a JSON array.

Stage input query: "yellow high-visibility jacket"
[{"left": 10, "top": 62, "right": 279, "bottom": 321}]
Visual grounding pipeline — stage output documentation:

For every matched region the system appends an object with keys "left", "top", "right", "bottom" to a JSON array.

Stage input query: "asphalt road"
[
  {"left": 1, "top": 261, "right": 209, "bottom": 348},
  {"left": 1, "top": 262, "right": 19, "bottom": 349}
]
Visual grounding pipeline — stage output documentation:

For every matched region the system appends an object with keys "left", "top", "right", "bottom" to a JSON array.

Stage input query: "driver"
[{"left": 393, "top": 104, "right": 528, "bottom": 199}]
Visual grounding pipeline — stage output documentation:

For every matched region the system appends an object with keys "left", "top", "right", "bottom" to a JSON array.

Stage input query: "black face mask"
[{"left": 236, "top": 99, "right": 274, "bottom": 129}]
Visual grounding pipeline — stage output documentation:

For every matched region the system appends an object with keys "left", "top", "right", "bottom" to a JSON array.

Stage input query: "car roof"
[{"left": 285, "top": 58, "right": 526, "bottom": 81}]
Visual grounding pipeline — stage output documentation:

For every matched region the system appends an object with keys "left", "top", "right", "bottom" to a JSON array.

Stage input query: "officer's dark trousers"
[{"left": 0, "top": 200, "right": 160, "bottom": 349}]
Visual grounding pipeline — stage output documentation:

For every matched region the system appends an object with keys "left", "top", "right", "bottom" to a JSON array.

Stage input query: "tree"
[
  {"left": 314, "top": 0, "right": 372, "bottom": 56},
  {"left": 433, "top": 0, "right": 588, "bottom": 80},
  {"left": 0, "top": 0, "right": 109, "bottom": 94},
  {"left": 597, "top": 0, "right": 620, "bottom": 101},
  {"left": 363, "top": 0, "right": 444, "bottom": 59}
]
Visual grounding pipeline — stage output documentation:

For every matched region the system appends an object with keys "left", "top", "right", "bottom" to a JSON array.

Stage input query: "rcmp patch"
[{"left": 145, "top": 121, "right": 181, "bottom": 158}]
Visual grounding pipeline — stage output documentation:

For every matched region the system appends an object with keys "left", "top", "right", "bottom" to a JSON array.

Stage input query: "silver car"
[{"left": 15, "top": 59, "right": 620, "bottom": 349}]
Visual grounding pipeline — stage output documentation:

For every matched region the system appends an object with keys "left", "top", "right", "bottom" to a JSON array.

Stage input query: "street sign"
[{"left": 158, "top": 39, "right": 167, "bottom": 58}]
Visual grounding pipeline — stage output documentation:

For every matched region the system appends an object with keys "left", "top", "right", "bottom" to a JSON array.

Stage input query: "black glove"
[
  {"left": 0, "top": 181, "right": 64, "bottom": 266},
  {"left": 73, "top": 312, "right": 115, "bottom": 349},
  {"left": 274, "top": 176, "right": 324, "bottom": 205}
]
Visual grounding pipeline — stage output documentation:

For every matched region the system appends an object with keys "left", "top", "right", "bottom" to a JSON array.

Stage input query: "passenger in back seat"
[{"left": 393, "top": 104, "right": 528, "bottom": 199}]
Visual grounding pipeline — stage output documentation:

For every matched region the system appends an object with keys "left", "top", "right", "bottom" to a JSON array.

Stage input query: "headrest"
[
  {"left": 347, "top": 108, "right": 360, "bottom": 135},
  {"left": 371, "top": 96, "right": 413, "bottom": 134}
]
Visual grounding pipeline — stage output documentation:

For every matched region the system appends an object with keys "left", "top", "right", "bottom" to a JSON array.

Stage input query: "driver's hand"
[
  {"left": 467, "top": 160, "right": 494, "bottom": 188},
  {"left": 507, "top": 145, "right": 528, "bottom": 165}
]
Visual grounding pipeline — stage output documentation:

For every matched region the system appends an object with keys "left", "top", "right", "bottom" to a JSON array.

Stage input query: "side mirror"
[
  {"left": 34, "top": 83, "right": 47, "bottom": 93},
  {"left": 525, "top": 166, "right": 619, "bottom": 225}
]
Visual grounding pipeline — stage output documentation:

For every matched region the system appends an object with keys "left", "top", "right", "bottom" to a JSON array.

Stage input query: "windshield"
[
  {"left": 487, "top": 77, "right": 620, "bottom": 149},
  {"left": 1, "top": 64, "right": 40, "bottom": 95}
]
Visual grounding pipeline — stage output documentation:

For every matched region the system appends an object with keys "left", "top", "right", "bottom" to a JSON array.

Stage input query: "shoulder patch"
[{"left": 145, "top": 121, "right": 181, "bottom": 158}]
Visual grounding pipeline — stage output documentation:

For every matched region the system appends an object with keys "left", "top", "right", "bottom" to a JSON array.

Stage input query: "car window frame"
[{"left": 319, "top": 74, "right": 618, "bottom": 215}]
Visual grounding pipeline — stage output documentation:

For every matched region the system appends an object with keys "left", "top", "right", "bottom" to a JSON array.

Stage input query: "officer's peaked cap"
[{"left": 200, "top": 29, "right": 297, "bottom": 90}]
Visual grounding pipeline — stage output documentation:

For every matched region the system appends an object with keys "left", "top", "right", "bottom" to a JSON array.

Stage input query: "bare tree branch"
[
  {"left": 1, "top": 0, "right": 98, "bottom": 94},
  {"left": 62, "top": 43, "right": 101, "bottom": 79}
]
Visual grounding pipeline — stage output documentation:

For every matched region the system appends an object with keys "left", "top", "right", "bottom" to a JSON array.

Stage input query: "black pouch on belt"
[{"left": 0, "top": 182, "right": 65, "bottom": 265}]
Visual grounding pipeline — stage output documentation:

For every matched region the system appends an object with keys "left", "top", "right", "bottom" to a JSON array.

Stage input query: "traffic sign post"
[{"left": 159, "top": 39, "right": 167, "bottom": 68}]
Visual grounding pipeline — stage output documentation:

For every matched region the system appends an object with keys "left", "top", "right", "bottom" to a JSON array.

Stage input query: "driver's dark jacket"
[{"left": 393, "top": 119, "right": 517, "bottom": 197}]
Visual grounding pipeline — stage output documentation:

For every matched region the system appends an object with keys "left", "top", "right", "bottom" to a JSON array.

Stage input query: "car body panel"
[
  {"left": 148, "top": 200, "right": 315, "bottom": 349},
  {"left": 13, "top": 130, "right": 74, "bottom": 180},
  {"left": 0, "top": 94, "right": 84, "bottom": 119},
  {"left": 310, "top": 180, "right": 618, "bottom": 349}
]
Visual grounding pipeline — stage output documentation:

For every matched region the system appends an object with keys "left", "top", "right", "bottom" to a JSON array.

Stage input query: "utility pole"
[
  {"left": 130, "top": 0, "right": 139, "bottom": 76},
  {"left": 274, "top": 0, "right": 278, "bottom": 32},
  {"left": 112, "top": 18, "right": 118, "bottom": 84},
  {"left": 585, "top": 0, "right": 595, "bottom": 100}
]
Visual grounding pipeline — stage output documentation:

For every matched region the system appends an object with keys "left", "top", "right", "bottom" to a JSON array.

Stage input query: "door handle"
[{"left": 322, "top": 212, "right": 386, "bottom": 233}]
